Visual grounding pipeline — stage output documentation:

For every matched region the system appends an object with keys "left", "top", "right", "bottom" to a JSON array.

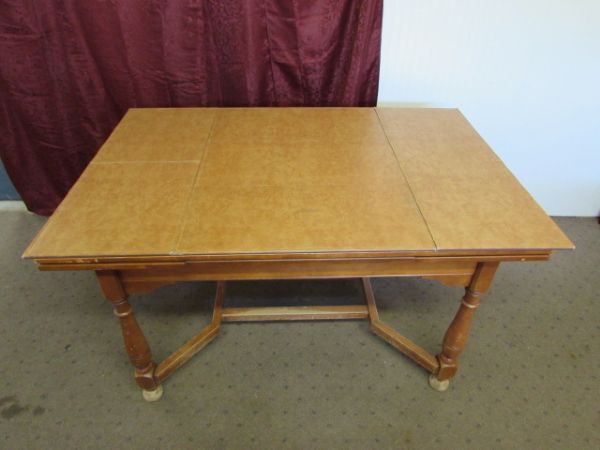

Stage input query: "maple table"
[{"left": 24, "top": 107, "right": 573, "bottom": 401}]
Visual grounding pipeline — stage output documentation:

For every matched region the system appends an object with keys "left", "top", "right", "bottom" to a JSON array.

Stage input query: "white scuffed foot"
[
  {"left": 429, "top": 374, "right": 450, "bottom": 392},
  {"left": 142, "top": 385, "right": 164, "bottom": 402}
]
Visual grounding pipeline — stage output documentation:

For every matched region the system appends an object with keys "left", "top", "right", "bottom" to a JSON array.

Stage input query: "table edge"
[{"left": 27, "top": 248, "right": 565, "bottom": 271}]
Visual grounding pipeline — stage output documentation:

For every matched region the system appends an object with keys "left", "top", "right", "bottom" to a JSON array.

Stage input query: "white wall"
[{"left": 379, "top": 0, "right": 600, "bottom": 216}]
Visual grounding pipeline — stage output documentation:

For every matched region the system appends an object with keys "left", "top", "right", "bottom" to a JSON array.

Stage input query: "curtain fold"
[{"left": 0, "top": 0, "right": 383, "bottom": 215}]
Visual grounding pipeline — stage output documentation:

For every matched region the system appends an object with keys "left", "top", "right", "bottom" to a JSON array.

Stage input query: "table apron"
[{"left": 118, "top": 258, "right": 479, "bottom": 293}]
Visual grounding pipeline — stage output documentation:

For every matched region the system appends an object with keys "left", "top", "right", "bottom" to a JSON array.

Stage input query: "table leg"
[
  {"left": 96, "top": 270, "right": 162, "bottom": 401},
  {"left": 430, "top": 262, "right": 499, "bottom": 391}
]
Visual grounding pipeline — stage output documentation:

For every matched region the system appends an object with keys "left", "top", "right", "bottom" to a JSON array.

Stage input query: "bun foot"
[
  {"left": 142, "top": 385, "right": 164, "bottom": 402},
  {"left": 429, "top": 374, "right": 450, "bottom": 392}
]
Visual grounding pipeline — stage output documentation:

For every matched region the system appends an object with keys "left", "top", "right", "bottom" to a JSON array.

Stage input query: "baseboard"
[{"left": 0, "top": 200, "right": 27, "bottom": 211}]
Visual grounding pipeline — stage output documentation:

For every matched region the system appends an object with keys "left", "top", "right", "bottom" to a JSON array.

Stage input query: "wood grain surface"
[
  {"left": 377, "top": 108, "right": 573, "bottom": 251},
  {"left": 24, "top": 107, "right": 573, "bottom": 262}
]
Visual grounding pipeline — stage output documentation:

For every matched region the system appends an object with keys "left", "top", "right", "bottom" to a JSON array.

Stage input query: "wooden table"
[{"left": 24, "top": 107, "right": 573, "bottom": 401}]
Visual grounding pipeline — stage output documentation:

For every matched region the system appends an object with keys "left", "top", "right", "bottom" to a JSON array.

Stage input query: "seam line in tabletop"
[
  {"left": 374, "top": 108, "right": 439, "bottom": 251},
  {"left": 172, "top": 112, "right": 220, "bottom": 255}
]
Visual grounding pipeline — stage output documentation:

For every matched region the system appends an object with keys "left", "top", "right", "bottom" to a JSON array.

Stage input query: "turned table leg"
[
  {"left": 430, "top": 262, "right": 499, "bottom": 391},
  {"left": 96, "top": 270, "right": 163, "bottom": 401}
]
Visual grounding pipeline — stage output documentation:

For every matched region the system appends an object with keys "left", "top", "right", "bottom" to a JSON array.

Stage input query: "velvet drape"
[{"left": 0, "top": 0, "right": 383, "bottom": 215}]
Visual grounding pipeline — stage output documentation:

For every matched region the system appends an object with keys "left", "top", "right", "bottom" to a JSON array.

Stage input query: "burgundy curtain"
[{"left": 0, "top": 0, "right": 383, "bottom": 215}]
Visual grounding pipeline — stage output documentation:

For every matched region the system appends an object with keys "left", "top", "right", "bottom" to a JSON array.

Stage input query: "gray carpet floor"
[{"left": 0, "top": 211, "right": 598, "bottom": 449}]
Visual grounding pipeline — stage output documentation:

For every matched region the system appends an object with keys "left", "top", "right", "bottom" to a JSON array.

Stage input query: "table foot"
[
  {"left": 142, "top": 385, "right": 164, "bottom": 402},
  {"left": 428, "top": 374, "right": 450, "bottom": 392}
]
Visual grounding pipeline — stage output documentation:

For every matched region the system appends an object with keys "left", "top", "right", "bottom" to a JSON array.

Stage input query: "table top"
[{"left": 24, "top": 107, "right": 573, "bottom": 263}]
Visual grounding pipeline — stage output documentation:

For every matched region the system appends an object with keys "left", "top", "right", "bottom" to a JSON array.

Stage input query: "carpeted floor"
[{"left": 0, "top": 211, "right": 598, "bottom": 449}]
